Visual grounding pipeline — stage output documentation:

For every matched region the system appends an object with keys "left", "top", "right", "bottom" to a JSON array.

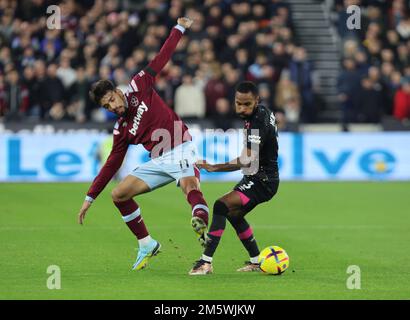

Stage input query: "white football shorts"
[{"left": 130, "top": 141, "right": 200, "bottom": 190}]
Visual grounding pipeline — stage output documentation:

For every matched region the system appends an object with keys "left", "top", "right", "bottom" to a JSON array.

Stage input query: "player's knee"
[
  {"left": 184, "top": 183, "right": 199, "bottom": 195},
  {"left": 213, "top": 200, "right": 229, "bottom": 217},
  {"left": 180, "top": 177, "right": 200, "bottom": 194},
  {"left": 111, "top": 188, "right": 128, "bottom": 202}
]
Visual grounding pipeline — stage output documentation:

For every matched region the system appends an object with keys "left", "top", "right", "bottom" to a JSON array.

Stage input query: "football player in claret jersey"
[
  {"left": 190, "top": 81, "right": 280, "bottom": 275},
  {"left": 76, "top": 17, "right": 210, "bottom": 271}
]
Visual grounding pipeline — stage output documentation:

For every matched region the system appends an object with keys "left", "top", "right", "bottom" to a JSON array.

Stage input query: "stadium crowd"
[
  {"left": 0, "top": 0, "right": 408, "bottom": 129},
  {"left": 334, "top": 0, "right": 410, "bottom": 127},
  {"left": 0, "top": 0, "right": 313, "bottom": 130}
]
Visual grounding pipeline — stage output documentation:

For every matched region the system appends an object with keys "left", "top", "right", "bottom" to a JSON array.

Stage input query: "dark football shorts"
[{"left": 233, "top": 174, "right": 279, "bottom": 214}]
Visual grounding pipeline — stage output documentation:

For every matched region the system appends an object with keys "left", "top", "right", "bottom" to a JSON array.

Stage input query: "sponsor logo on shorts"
[{"left": 238, "top": 181, "right": 254, "bottom": 191}]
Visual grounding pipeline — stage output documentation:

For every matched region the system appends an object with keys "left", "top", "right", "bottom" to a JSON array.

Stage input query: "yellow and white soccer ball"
[{"left": 258, "top": 246, "right": 289, "bottom": 275}]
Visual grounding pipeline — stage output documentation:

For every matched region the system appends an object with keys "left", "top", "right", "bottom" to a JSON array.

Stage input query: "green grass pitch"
[{"left": 0, "top": 181, "right": 409, "bottom": 300}]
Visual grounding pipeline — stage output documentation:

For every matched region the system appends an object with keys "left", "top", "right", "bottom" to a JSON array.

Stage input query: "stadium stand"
[{"left": 0, "top": 0, "right": 409, "bottom": 132}]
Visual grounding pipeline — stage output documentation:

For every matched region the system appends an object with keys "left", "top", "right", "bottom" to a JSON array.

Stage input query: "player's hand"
[
  {"left": 196, "top": 160, "right": 215, "bottom": 172},
  {"left": 78, "top": 200, "right": 92, "bottom": 225},
  {"left": 177, "top": 17, "right": 193, "bottom": 29}
]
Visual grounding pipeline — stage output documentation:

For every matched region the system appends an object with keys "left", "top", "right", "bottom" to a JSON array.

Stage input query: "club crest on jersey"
[
  {"left": 130, "top": 95, "right": 139, "bottom": 107},
  {"left": 129, "top": 101, "right": 148, "bottom": 135}
]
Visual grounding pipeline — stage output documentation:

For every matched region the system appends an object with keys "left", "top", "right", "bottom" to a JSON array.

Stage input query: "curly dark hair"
[
  {"left": 235, "top": 81, "right": 258, "bottom": 97},
  {"left": 89, "top": 79, "right": 116, "bottom": 105}
]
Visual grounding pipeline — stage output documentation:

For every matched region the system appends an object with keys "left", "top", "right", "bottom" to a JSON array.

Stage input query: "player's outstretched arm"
[
  {"left": 196, "top": 159, "right": 244, "bottom": 172},
  {"left": 196, "top": 148, "right": 255, "bottom": 172},
  {"left": 77, "top": 139, "right": 127, "bottom": 225},
  {"left": 177, "top": 17, "right": 193, "bottom": 29},
  {"left": 147, "top": 17, "right": 193, "bottom": 75}
]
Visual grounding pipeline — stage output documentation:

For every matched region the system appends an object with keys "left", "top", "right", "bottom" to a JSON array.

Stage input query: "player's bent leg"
[
  {"left": 179, "top": 176, "right": 210, "bottom": 247},
  {"left": 189, "top": 197, "right": 236, "bottom": 275},
  {"left": 230, "top": 212, "right": 261, "bottom": 272},
  {"left": 227, "top": 189, "right": 263, "bottom": 272},
  {"left": 111, "top": 175, "right": 151, "bottom": 202},
  {"left": 111, "top": 175, "right": 161, "bottom": 270}
]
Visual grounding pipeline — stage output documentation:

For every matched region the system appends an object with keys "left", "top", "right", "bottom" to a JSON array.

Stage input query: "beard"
[
  {"left": 237, "top": 112, "right": 251, "bottom": 120},
  {"left": 117, "top": 105, "right": 128, "bottom": 117}
]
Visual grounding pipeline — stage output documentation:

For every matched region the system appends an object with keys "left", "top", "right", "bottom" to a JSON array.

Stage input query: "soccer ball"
[{"left": 258, "top": 246, "right": 289, "bottom": 275}]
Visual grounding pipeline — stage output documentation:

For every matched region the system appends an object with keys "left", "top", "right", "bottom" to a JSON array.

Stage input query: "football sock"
[
  {"left": 201, "top": 254, "right": 212, "bottom": 263},
  {"left": 187, "top": 189, "right": 209, "bottom": 226},
  {"left": 228, "top": 216, "right": 260, "bottom": 259},
  {"left": 138, "top": 235, "right": 153, "bottom": 248},
  {"left": 114, "top": 199, "right": 149, "bottom": 240},
  {"left": 203, "top": 200, "right": 228, "bottom": 257},
  {"left": 250, "top": 256, "right": 259, "bottom": 264}
]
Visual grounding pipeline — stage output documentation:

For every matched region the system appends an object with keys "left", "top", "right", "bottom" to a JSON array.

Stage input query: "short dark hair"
[
  {"left": 89, "top": 79, "right": 115, "bottom": 105},
  {"left": 235, "top": 81, "right": 258, "bottom": 97}
]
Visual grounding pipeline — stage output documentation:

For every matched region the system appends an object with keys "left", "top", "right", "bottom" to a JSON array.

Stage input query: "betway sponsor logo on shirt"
[
  {"left": 248, "top": 135, "right": 261, "bottom": 144},
  {"left": 129, "top": 101, "right": 148, "bottom": 135}
]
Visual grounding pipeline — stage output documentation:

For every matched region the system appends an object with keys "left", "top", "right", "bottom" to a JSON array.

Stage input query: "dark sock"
[
  {"left": 203, "top": 200, "right": 228, "bottom": 258},
  {"left": 228, "top": 216, "right": 260, "bottom": 259},
  {"left": 114, "top": 199, "right": 149, "bottom": 239}
]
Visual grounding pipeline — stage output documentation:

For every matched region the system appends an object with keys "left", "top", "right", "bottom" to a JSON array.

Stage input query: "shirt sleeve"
[
  {"left": 128, "top": 26, "right": 185, "bottom": 95},
  {"left": 86, "top": 133, "right": 128, "bottom": 200}
]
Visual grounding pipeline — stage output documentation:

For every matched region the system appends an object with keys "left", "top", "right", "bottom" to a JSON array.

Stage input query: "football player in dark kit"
[
  {"left": 190, "top": 81, "right": 279, "bottom": 275},
  {"left": 76, "top": 18, "right": 211, "bottom": 271}
]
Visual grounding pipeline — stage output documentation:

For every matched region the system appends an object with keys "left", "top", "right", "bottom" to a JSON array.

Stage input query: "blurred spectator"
[
  {"left": 354, "top": 50, "right": 370, "bottom": 76},
  {"left": 390, "top": 0, "right": 406, "bottom": 28},
  {"left": 356, "top": 77, "right": 384, "bottom": 123},
  {"left": 393, "top": 77, "right": 410, "bottom": 121},
  {"left": 272, "top": 108, "right": 288, "bottom": 131},
  {"left": 275, "top": 71, "right": 301, "bottom": 124},
  {"left": 212, "top": 97, "right": 234, "bottom": 131},
  {"left": 57, "top": 57, "right": 77, "bottom": 89},
  {"left": 337, "top": 58, "right": 361, "bottom": 130},
  {"left": 174, "top": 74, "right": 205, "bottom": 119},
  {"left": 66, "top": 67, "right": 90, "bottom": 123},
  {"left": 258, "top": 83, "right": 274, "bottom": 109},
  {"left": 397, "top": 44, "right": 409, "bottom": 69},
  {"left": 223, "top": 64, "right": 241, "bottom": 102},
  {"left": 271, "top": 42, "right": 289, "bottom": 81},
  {"left": 396, "top": 17, "right": 410, "bottom": 40},
  {"left": 0, "top": 74, "right": 6, "bottom": 118},
  {"left": 336, "top": 0, "right": 363, "bottom": 40},
  {"left": 42, "top": 63, "right": 66, "bottom": 120},
  {"left": 113, "top": 67, "right": 129, "bottom": 92},
  {"left": 101, "top": 44, "right": 122, "bottom": 68},
  {"left": 21, "top": 66, "right": 38, "bottom": 117},
  {"left": 4, "top": 69, "right": 29, "bottom": 120},
  {"left": 0, "top": 46, "right": 13, "bottom": 71},
  {"left": 205, "top": 65, "right": 227, "bottom": 116},
  {"left": 289, "top": 47, "right": 314, "bottom": 123},
  {"left": 385, "top": 30, "right": 400, "bottom": 51}
]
